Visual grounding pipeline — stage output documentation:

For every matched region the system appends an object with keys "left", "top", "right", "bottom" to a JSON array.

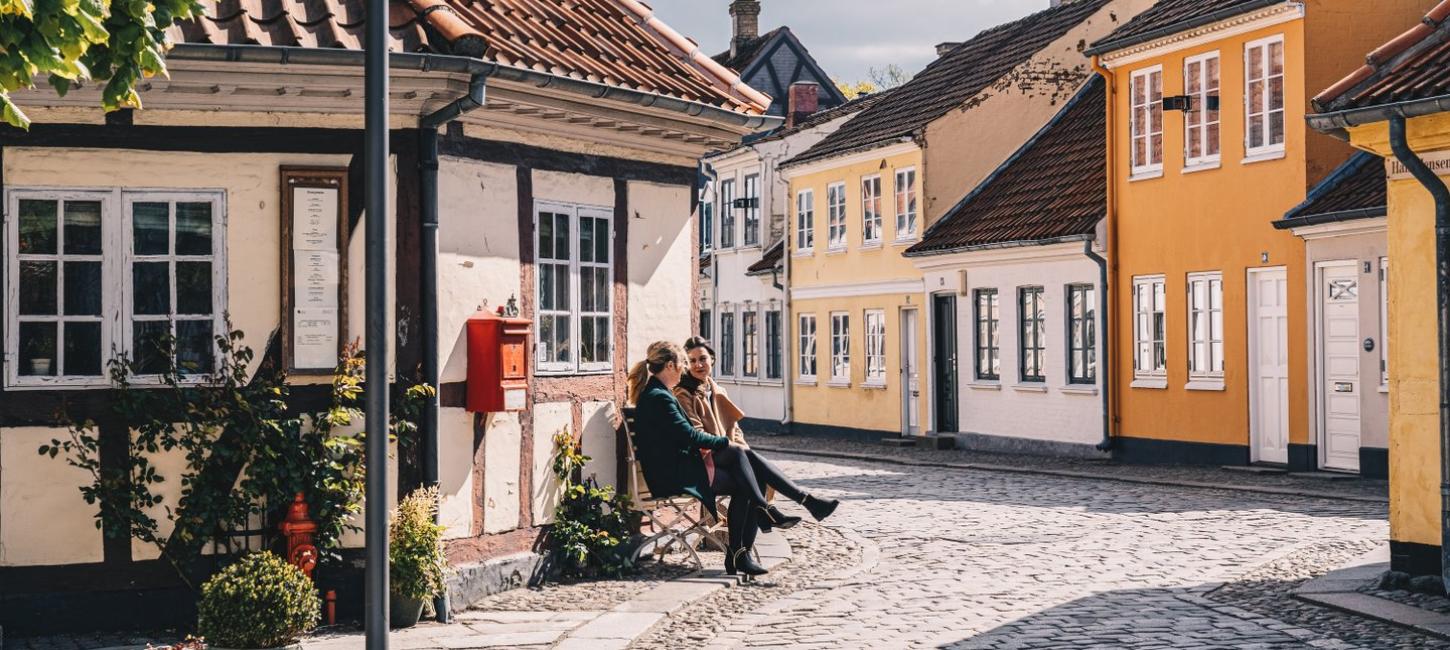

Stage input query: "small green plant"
[
  {"left": 197, "top": 551, "right": 320, "bottom": 649},
  {"left": 548, "top": 427, "right": 637, "bottom": 579},
  {"left": 389, "top": 486, "right": 449, "bottom": 601}
]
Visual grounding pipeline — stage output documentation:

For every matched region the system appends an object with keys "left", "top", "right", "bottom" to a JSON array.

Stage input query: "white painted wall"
[
  {"left": 438, "top": 156, "right": 521, "bottom": 384},
  {"left": 918, "top": 243, "right": 1105, "bottom": 447},
  {"left": 0, "top": 426, "right": 104, "bottom": 566},
  {"left": 481, "top": 412, "right": 521, "bottom": 535},
  {"left": 437, "top": 407, "right": 476, "bottom": 540},
  {"left": 626, "top": 181, "right": 694, "bottom": 363},
  {"left": 531, "top": 402, "right": 571, "bottom": 525}
]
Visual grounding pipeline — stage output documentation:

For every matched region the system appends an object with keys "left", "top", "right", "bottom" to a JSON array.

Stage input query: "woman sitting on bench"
[{"left": 627, "top": 341, "right": 837, "bottom": 577}]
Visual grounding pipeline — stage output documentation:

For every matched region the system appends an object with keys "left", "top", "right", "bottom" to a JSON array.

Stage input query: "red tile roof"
[
  {"left": 1312, "top": 0, "right": 1450, "bottom": 114},
  {"left": 906, "top": 78, "right": 1105, "bottom": 256},
  {"left": 166, "top": 0, "right": 770, "bottom": 114}
]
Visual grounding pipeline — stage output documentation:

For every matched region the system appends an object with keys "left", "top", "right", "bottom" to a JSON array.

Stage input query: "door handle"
[{"left": 1334, "top": 382, "right": 1354, "bottom": 393}]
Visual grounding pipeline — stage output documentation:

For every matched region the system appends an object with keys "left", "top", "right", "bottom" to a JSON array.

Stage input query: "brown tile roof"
[
  {"left": 166, "top": 0, "right": 770, "bottom": 114},
  {"left": 1312, "top": 0, "right": 1450, "bottom": 114},
  {"left": 1086, "top": 0, "right": 1283, "bottom": 55},
  {"left": 746, "top": 240, "right": 783, "bottom": 274},
  {"left": 906, "top": 78, "right": 1104, "bottom": 256},
  {"left": 1275, "top": 152, "right": 1386, "bottom": 228},
  {"left": 787, "top": 0, "right": 1112, "bottom": 168}
]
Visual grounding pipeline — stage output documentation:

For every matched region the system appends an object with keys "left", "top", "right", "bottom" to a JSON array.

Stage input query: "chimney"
[
  {"left": 787, "top": 82, "right": 820, "bottom": 128},
  {"left": 730, "top": 0, "right": 761, "bottom": 58},
  {"left": 935, "top": 42, "right": 962, "bottom": 57}
]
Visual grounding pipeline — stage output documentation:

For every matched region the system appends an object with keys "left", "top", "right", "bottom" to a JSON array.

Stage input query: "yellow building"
[
  {"left": 1309, "top": 0, "right": 1450, "bottom": 576},
  {"left": 1085, "top": 0, "right": 1428, "bottom": 468},
  {"left": 779, "top": 0, "right": 1146, "bottom": 439}
]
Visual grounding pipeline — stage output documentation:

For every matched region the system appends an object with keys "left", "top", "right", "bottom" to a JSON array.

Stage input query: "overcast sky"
[{"left": 648, "top": 1, "right": 1046, "bottom": 84}]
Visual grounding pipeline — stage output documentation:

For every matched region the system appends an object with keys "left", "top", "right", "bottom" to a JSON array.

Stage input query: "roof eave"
[
  {"left": 1307, "top": 93, "right": 1450, "bottom": 134},
  {"left": 1272, "top": 207, "right": 1387, "bottom": 230},
  {"left": 904, "top": 233, "right": 1094, "bottom": 258},
  {"left": 1084, "top": 0, "right": 1286, "bottom": 56}
]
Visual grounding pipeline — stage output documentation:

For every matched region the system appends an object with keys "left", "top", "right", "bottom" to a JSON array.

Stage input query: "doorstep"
[{"left": 1293, "top": 544, "right": 1450, "bottom": 640}]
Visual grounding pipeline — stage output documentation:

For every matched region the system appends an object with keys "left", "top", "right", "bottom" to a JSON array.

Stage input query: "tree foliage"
[
  {"left": 834, "top": 64, "right": 912, "bottom": 101},
  {"left": 0, "top": 0, "right": 202, "bottom": 128}
]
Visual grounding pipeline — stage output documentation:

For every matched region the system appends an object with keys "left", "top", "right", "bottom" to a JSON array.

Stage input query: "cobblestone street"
[{"left": 694, "top": 451, "right": 1433, "bottom": 650}]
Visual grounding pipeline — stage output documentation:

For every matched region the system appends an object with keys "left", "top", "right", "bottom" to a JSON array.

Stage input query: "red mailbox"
[{"left": 467, "top": 311, "right": 530, "bottom": 413}]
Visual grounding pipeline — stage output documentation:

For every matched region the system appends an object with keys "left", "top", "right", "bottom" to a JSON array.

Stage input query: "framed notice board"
[{"left": 280, "top": 167, "right": 349, "bottom": 374}]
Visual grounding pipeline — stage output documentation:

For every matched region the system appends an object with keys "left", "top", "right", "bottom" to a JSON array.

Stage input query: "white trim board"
[
  {"left": 1099, "top": 3, "right": 1304, "bottom": 69},
  {"left": 1290, "top": 217, "right": 1387, "bottom": 241},
  {"left": 791, "top": 279, "right": 925, "bottom": 301},
  {"left": 911, "top": 241, "right": 1093, "bottom": 271}
]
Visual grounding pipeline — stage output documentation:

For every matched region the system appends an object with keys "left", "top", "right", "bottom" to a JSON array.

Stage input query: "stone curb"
[
  {"left": 1292, "top": 544, "right": 1450, "bottom": 642},
  {"left": 752, "top": 444, "right": 1389, "bottom": 504}
]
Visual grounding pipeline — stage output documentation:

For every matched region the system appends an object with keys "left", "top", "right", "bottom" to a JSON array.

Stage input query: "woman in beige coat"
[{"left": 672, "top": 336, "right": 838, "bottom": 532}]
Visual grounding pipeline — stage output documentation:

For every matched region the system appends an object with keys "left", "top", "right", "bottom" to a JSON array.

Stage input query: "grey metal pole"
[{"left": 364, "top": 0, "right": 391, "bottom": 641}]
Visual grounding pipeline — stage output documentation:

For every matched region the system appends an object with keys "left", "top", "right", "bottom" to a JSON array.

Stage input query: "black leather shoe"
[
  {"left": 756, "top": 505, "right": 802, "bottom": 533},
  {"left": 730, "top": 547, "right": 768, "bottom": 577},
  {"left": 803, "top": 494, "right": 839, "bottom": 521}
]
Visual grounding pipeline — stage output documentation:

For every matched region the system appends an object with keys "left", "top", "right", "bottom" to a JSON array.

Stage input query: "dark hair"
[{"left": 683, "top": 336, "right": 716, "bottom": 359}]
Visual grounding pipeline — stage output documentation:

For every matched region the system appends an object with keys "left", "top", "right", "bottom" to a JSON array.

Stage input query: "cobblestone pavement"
[{"left": 695, "top": 451, "right": 1426, "bottom": 650}]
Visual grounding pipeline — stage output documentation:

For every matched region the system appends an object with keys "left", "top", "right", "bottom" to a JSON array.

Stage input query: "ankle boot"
[
  {"left": 803, "top": 494, "right": 839, "bottom": 521},
  {"left": 729, "top": 547, "right": 768, "bottom": 577},
  {"left": 756, "top": 505, "right": 802, "bottom": 533}
]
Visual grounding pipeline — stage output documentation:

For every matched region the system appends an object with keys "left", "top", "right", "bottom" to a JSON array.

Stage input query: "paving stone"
[{"left": 566, "top": 611, "right": 662, "bottom": 639}]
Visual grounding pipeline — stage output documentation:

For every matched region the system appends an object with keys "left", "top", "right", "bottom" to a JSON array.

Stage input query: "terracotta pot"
[{"left": 390, "top": 592, "right": 426, "bottom": 629}]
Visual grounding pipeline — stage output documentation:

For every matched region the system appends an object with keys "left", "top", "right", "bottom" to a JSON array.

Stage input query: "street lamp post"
[{"left": 363, "top": 0, "right": 391, "bottom": 642}]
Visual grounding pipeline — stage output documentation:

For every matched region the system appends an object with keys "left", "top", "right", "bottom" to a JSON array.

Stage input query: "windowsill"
[
  {"left": 1379, "top": 383, "right": 1390, "bottom": 394},
  {"left": 967, "top": 381, "right": 1001, "bottom": 391},
  {"left": 1186, "top": 378, "right": 1225, "bottom": 391},
  {"left": 797, "top": 378, "right": 818, "bottom": 386},
  {"left": 827, "top": 379, "right": 851, "bottom": 388},
  {"left": 536, "top": 370, "right": 613, "bottom": 378},
  {"left": 793, "top": 250, "right": 814, "bottom": 258},
  {"left": 1012, "top": 383, "right": 1048, "bottom": 393},
  {"left": 1060, "top": 385, "right": 1099, "bottom": 396},
  {"left": 892, "top": 237, "right": 920, "bottom": 246},
  {"left": 1129, "top": 168, "right": 1164, "bottom": 182},
  {"left": 862, "top": 381, "right": 887, "bottom": 390},
  {"left": 826, "top": 247, "right": 847, "bottom": 255},
  {"left": 860, "top": 242, "right": 883, "bottom": 251},
  {"left": 1242, "top": 148, "right": 1287, "bottom": 165},
  {"left": 1182, "top": 160, "right": 1221, "bottom": 174},
  {"left": 1131, "top": 377, "right": 1168, "bottom": 389}
]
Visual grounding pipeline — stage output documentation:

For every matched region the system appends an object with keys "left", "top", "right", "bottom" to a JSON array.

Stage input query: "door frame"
[
  {"left": 1313, "top": 260, "right": 1363, "bottom": 472},
  {"left": 931, "top": 293, "right": 959, "bottom": 433},
  {"left": 900, "top": 307, "right": 920, "bottom": 437},
  {"left": 1247, "top": 266, "right": 1289, "bottom": 465}
]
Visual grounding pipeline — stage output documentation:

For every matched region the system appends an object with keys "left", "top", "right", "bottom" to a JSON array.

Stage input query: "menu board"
[{"left": 281, "top": 169, "right": 349, "bottom": 374}]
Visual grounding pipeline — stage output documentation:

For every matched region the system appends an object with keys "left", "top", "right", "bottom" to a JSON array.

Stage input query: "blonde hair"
[{"left": 627, "top": 341, "right": 686, "bottom": 405}]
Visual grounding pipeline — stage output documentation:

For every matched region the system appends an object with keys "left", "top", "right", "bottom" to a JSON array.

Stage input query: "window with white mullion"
[
  {"left": 798, "top": 313, "right": 817, "bottom": 380},
  {"left": 1245, "top": 35, "right": 1286, "bottom": 155},
  {"left": 894, "top": 168, "right": 917, "bottom": 240},
  {"left": 830, "top": 312, "right": 850, "bottom": 383},
  {"left": 719, "top": 308, "right": 736, "bottom": 377},
  {"left": 1130, "top": 66, "right": 1164, "bottom": 174},
  {"left": 719, "top": 179, "right": 736, "bottom": 249},
  {"left": 577, "top": 207, "right": 612, "bottom": 373},
  {"left": 1187, "top": 273, "right": 1224, "bottom": 378},
  {"left": 535, "top": 208, "right": 573, "bottom": 374},
  {"left": 766, "top": 309, "right": 782, "bottom": 380},
  {"left": 796, "top": 190, "right": 814, "bottom": 252},
  {"left": 742, "top": 308, "right": 759, "bottom": 378},
  {"left": 827, "top": 183, "right": 847, "bottom": 250},
  {"left": 864, "top": 309, "right": 886, "bottom": 385},
  {"left": 1184, "top": 52, "right": 1221, "bottom": 166},
  {"left": 862, "top": 175, "right": 882, "bottom": 244},
  {"left": 125, "top": 193, "right": 225, "bottom": 377},
  {"left": 534, "top": 202, "right": 613, "bottom": 375},
  {"left": 743, "top": 174, "right": 760, "bottom": 247},
  {"left": 1133, "top": 276, "right": 1167, "bottom": 378}
]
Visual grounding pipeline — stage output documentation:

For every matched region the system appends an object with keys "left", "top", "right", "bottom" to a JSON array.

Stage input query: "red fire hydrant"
[{"left": 279, "top": 493, "right": 319, "bottom": 580}]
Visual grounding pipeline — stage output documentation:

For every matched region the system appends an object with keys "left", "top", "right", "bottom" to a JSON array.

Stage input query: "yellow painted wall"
[
  {"left": 1112, "top": 20, "right": 1310, "bottom": 447},
  {"left": 787, "top": 147, "right": 929, "bottom": 433}
]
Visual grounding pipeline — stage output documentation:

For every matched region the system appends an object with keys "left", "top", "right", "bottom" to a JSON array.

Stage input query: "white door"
[
  {"left": 1319, "top": 263, "right": 1362, "bottom": 472},
  {"left": 901, "top": 308, "right": 921, "bottom": 436},
  {"left": 1249, "top": 268, "right": 1290, "bottom": 464}
]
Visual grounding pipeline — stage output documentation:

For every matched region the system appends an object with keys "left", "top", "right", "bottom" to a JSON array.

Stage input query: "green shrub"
[
  {"left": 197, "top": 552, "right": 320, "bottom": 648},
  {"left": 389, "top": 486, "right": 449, "bottom": 601},
  {"left": 549, "top": 427, "right": 638, "bottom": 579}
]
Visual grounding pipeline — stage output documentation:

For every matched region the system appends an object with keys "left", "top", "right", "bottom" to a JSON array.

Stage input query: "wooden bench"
[{"left": 620, "top": 408, "right": 729, "bottom": 568}]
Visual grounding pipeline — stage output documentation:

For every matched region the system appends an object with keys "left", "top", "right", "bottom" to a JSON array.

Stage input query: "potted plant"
[
  {"left": 197, "top": 551, "right": 320, "bottom": 649},
  {"left": 389, "top": 486, "right": 449, "bottom": 628},
  {"left": 24, "top": 334, "right": 53, "bottom": 376}
]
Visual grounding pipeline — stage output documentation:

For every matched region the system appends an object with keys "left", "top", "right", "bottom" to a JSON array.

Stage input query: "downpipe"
[
  {"left": 1388, "top": 115, "right": 1450, "bottom": 592},
  {"left": 1084, "top": 240, "right": 1112, "bottom": 452}
]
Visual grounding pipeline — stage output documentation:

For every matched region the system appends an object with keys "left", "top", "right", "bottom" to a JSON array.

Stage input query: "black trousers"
[{"left": 709, "top": 446, "right": 810, "bottom": 549}]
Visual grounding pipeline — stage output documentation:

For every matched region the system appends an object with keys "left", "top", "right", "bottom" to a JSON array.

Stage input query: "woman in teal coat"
[{"left": 628, "top": 341, "right": 774, "bottom": 576}]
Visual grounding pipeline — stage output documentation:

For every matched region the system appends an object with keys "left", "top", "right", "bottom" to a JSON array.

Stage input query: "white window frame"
[
  {"left": 1380, "top": 257, "right": 1390, "bottom": 387},
  {"left": 894, "top": 167, "right": 918, "bottom": 242},
  {"left": 829, "top": 311, "right": 850, "bottom": 384},
  {"left": 743, "top": 173, "right": 761, "bottom": 247},
  {"left": 1244, "top": 34, "right": 1286, "bottom": 158},
  {"left": 864, "top": 309, "right": 886, "bottom": 386},
  {"left": 861, "top": 175, "right": 883, "bottom": 246},
  {"left": 719, "top": 307, "right": 736, "bottom": 377},
  {"left": 1129, "top": 66, "right": 1164, "bottom": 177},
  {"left": 798, "top": 313, "right": 817, "bottom": 381},
  {"left": 1187, "top": 272, "right": 1224, "bottom": 381},
  {"left": 6, "top": 187, "right": 228, "bottom": 389},
  {"left": 765, "top": 308, "right": 783, "bottom": 381},
  {"left": 719, "top": 178, "right": 736, "bottom": 249},
  {"left": 1183, "top": 51, "right": 1221, "bottom": 169},
  {"left": 533, "top": 201, "right": 613, "bottom": 375},
  {"left": 1133, "top": 275, "right": 1167, "bottom": 381},
  {"left": 795, "top": 189, "right": 814, "bottom": 254},
  {"left": 826, "top": 182, "right": 847, "bottom": 251},
  {"left": 742, "top": 307, "right": 759, "bottom": 378}
]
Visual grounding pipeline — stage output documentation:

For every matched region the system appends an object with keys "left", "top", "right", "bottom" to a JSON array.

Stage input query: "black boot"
[
  {"left": 728, "top": 547, "right": 768, "bottom": 577},
  {"left": 803, "top": 494, "right": 839, "bottom": 521},
  {"left": 756, "top": 505, "right": 802, "bottom": 533}
]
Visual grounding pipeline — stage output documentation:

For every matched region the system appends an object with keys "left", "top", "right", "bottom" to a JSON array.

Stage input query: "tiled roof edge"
[
  {"left": 1272, "top": 207, "right": 1387, "bottom": 230},
  {"left": 906, "top": 76, "right": 1104, "bottom": 258},
  {"left": 1281, "top": 151, "right": 1380, "bottom": 220},
  {"left": 1312, "top": 0, "right": 1450, "bottom": 114},
  {"left": 1085, "top": 0, "right": 1284, "bottom": 55}
]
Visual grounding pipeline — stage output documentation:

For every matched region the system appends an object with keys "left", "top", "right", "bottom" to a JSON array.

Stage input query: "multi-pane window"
[
  {"left": 766, "top": 310, "right": 782, "bottom": 380},
  {"left": 742, "top": 309, "right": 759, "bottom": 378},
  {"left": 1184, "top": 53, "right": 1221, "bottom": 166},
  {"left": 894, "top": 168, "right": 917, "bottom": 240},
  {"left": 1245, "top": 35, "right": 1286, "bottom": 155},
  {"left": 1380, "top": 258, "right": 1390, "bottom": 386},
  {"left": 830, "top": 312, "right": 850, "bottom": 382},
  {"left": 796, "top": 190, "right": 814, "bottom": 252},
  {"left": 700, "top": 309, "right": 712, "bottom": 340},
  {"left": 719, "top": 310, "right": 736, "bottom": 376},
  {"left": 743, "top": 174, "right": 760, "bottom": 247},
  {"left": 719, "top": 179, "right": 736, "bottom": 248},
  {"left": 798, "top": 314, "right": 817, "bottom": 379},
  {"left": 827, "top": 182, "right": 847, "bottom": 250},
  {"left": 7, "top": 189, "right": 226, "bottom": 387},
  {"left": 864, "top": 309, "right": 886, "bottom": 385},
  {"left": 1130, "top": 66, "right": 1164, "bottom": 174},
  {"left": 1067, "top": 284, "right": 1096, "bottom": 384},
  {"left": 700, "top": 200, "right": 713, "bottom": 253},
  {"left": 1188, "top": 272, "right": 1224, "bottom": 378},
  {"left": 1133, "top": 276, "right": 1167, "bottom": 378},
  {"left": 1019, "top": 287, "right": 1046, "bottom": 383},
  {"left": 535, "top": 203, "right": 612, "bottom": 374},
  {"left": 974, "top": 289, "right": 1000, "bottom": 380},
  {"left": 861, "top": 175, "right": 882, "bottom": 245}
]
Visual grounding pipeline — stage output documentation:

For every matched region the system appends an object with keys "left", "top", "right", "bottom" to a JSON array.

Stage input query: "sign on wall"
[
  {"left": 281, "top": 168, "right": 349, "bottom": 374},
  {"left": 1386, "top": 149, "right": 1450, "bottom": 180}
]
